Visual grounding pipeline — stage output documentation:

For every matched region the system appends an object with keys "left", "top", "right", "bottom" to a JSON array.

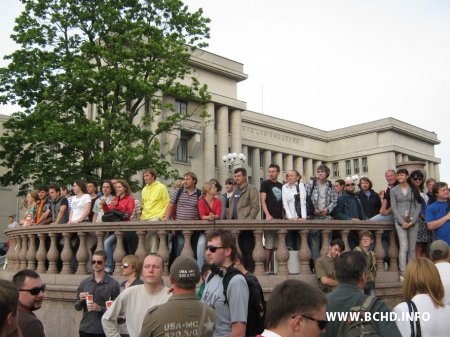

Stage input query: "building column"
[
  {"left": 203, "top": 102, "right": 215, "bottom": 180},
  {"left": 217, "top": 106, "right": 229, "bottom": 184},
  {"left": 285, "top": 154, "right": 294, "bottom": 172},
  {"left": 305, "top": 158, "right": 314, "bottom": 182},
  {"left": 428, "top": 162, "right": 435, "bottom": 179},
  {"left": 434, "top": 163, "right": 440, "bottom": 181},
  {"left": 294, "top": 156, "right": 304, "bottom": 176},
  {"left": 395, "top": 153, "right": 403, "bottom": 164},
  {"left": 274, "top": 153, "right": 283, "bottom": 182},
  {"left": 263, "top": 150, "right": 272, "bottom": 179},
  {"left": 339, "top": 160, "right": 345, "bottom": 179},
  {"left": 252, "top": 147, "right": 261, "bottom": 187},
  {"left": 230, "top": 109, "right": 242, "bottom": 154},
  {"left": 402, "top": 154, "right": 409, "bottom": 162}
]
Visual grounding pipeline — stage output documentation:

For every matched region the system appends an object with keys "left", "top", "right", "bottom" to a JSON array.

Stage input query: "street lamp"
[{"left": 222, "top": 152, "right": 246, "bottom": 169}]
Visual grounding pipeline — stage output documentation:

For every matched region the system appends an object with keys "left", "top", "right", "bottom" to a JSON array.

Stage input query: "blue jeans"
[{"left": 104, "top": 234, "right": 116, "bottom": 272}]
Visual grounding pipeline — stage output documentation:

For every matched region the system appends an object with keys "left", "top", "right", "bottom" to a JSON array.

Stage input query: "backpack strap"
[
  {"left": 222, "top": 266, "right": 242, "bottom": 305},
  {"left": 174, "top": 186, "right": 184, "bottom": 205},
  {"left": 407, "top": 300, "right": 422, "bottom": 337}
]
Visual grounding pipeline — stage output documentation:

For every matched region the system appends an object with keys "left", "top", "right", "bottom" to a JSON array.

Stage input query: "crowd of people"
[{"left": 3, "top": 164, "right": 450, "bottom": 337}]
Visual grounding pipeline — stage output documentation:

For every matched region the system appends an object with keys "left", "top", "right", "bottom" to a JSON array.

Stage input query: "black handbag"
[{"left": 102, "top": 209, "right": 127, "bottom": 222}]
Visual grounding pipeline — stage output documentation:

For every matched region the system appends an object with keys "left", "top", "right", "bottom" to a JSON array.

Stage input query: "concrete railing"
[{"left": 4, "top": 220, "right": 399, "bottom": 276}]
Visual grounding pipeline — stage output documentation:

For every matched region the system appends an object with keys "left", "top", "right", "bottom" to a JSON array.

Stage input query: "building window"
[
  {"left": 362, "top": 157, "right": 368, "bottom": 173},
  {"left": 353, "top": 158, "right": 360, "bottom": 174},
  {"left": 345, "top": 160, "right": 351, "bottom": 176},
  {"left": 175, "top": 135, "right": 188, "bottom": 162},
  {"left": 259, "top": 150, "right": 264, "bottom": 168},
  {"left": 247, "top": 148, "right": 253, "bottom": 165},
  {"left": 332, "top": 162, "right": 339, "bottom": 177},
  {"left": 175, "top": 100, "right": 187, "bottom": 115}
]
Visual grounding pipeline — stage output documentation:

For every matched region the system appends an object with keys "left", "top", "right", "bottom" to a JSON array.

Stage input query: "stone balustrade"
[{"left": 4, "top": 220, "right": 398, "bottom": 276}]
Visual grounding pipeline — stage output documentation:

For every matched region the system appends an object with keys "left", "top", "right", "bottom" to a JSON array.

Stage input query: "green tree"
[{"left": 0, "top": 0, "right": 210, "bottom": 193}]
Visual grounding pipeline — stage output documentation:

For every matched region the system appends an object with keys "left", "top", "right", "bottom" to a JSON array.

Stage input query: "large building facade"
[{"left": 161, "top": 48, "right": 441, "bottom": 191}]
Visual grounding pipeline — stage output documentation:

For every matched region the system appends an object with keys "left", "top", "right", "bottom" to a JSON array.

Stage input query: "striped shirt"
[{"left": 170, "top": 188, "right": 200, "bottom": 220}]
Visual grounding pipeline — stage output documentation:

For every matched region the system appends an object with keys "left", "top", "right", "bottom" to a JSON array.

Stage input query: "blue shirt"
[{"left": 425, "top": 200, "right": 450, "bottom": 245}]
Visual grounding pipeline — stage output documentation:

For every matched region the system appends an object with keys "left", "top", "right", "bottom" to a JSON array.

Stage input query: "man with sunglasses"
[
  {"left": 262, "top": 279, "right": 327, "bottom": 337},
  {"left": 75, "top": 251, "right": 120, "bottom": 337},
  {"left": 324, "top": 251, "right": 401, "bottom": 337},
  {"left": 12, "top": 269, "right": 46, "bottom": 337},
  {"left": 202, "top": 230, "right": 249, "bottom": 337}
]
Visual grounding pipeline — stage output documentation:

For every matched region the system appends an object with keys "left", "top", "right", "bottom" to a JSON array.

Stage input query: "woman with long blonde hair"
[{"left": 393, "top": 257, "right": 450, "bottom": 336}]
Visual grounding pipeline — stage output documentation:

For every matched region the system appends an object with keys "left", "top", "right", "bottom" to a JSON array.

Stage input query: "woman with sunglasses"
[
  {"left": 410, "top": 170, "right": 431, "bottom": 258},
  {"left": 117, "top": 255, "right": 143, "bottom": 337},
  {"left": 390, "top": 168, "right": 422, "bottom": 281},
  {"left": 393, "top": 257, "right": 450, "bottom": 337}
]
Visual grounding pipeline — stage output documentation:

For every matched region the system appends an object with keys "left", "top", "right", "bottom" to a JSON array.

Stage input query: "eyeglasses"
[
  {"left": 20, "top": 285, "right": 46, "bottom": 295},
  {"left": 292, "top": 314, "right": 328, "bottom": 330},
  {"left": 412, "top": 177, "right": 423, "bottom": 181},
  {"left": 121, "top": 263, "right": 129, "bottom": 269},
  {"left": 206, "top": 245, "right": 225, "bottom": 253},
  {"left": 345, "top": 183, "right": 355, "bottom": 187},
  {"left": 92, "top": 260, "right": 104, "bottom": 265}
]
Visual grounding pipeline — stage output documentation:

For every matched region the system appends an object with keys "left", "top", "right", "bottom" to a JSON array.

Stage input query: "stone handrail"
[{"left": 4, "top": 220, "right": 398, "bottom": 277}]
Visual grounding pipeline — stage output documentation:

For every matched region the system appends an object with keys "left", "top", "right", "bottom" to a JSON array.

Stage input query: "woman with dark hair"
[
  {"left": 69, "top": 179, "right": 92, "bottom": 223},
  {"left": 92, "top": 180, "right": 116, "bottom": 222},
  {"left": 357, "top": 176, "right": 382, "bottom": 218},
  {"left": 410, "top": 170, "right": 431, "bottom": 257},
  {"left": 390, "top": 169, "right": 422, "bottom": 280},
  {"left": 393, "top": 257, "right": 450, "bottom": 337}
]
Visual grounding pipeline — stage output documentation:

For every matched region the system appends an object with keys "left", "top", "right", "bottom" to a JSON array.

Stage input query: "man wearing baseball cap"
[
  {"left": 429, "top": 240, "right": 450, "bottom": 305},
  {"left": 139, "top": 256, "right": 216, "bottom": 337}
]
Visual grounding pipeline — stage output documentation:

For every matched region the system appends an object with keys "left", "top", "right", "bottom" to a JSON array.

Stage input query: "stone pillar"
[
  {"left": 402, "top": 154, "right": 409, "bottom": 162},
  {"left": 294, "top": 156, "right": 304, "bottom": 176},
  {"left": 305, "top": 158, "right": 314, "bottom": 181},
  {"left": 203, "top": 102, "right": 215, "bottom": 180},
  {"left": 339, "top": 160, "right": 346, "bottom": 179},
  {"left": 274, "top": 152, "right": 283, "bottom": 182},
  {"left": 285, "top": 154, "right": 294, "bottom": 172},
  {"left": 252, "top": 148, "right": 261, "bottom": 188},
  {"left": 434, "top": 163, "right": 440, "bottom": 181},
  {"left": 395, "top": 153, "right": 403, "bottom": 163},
  {"left": 428, "top": 162, "right": 435, "bottom": 179},
  {"left": 263, "top": 150, "right": 271, "bottom": 179},
  {"left": 217, "top": 106, "right": 229, "bottom": 184},
  {"left": 242, "top": 145, "right": 248, "bottom": 170},
  {"left": 313, "top": 160, "right": 322, "bottom": 173},
  {"left": 230, "top": 109, "right": 241, "bottom": 154}
]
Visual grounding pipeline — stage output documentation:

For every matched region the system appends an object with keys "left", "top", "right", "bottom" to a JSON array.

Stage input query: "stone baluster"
[
  {"left": 26, "top": 234, "right": 37, "bottom": 270},
  {"left": 374, "top": 230, "right": 385, "bottom": 271},
  {"left": 252, "top": 229, "right": 265, "bottom": 276},
  {"left": 95, "top": 231, "right": 106, "bottom": 251},
  {"left": 6, "top": 236, "right": 15, "bottom": 271},
  {"left": 388, "top": 230, "right": 399, "bottom": 272},
  {"left": 231, "top": 230, "right": 241, "bottom": 256},
  {"left": 320, "top": 230, "right": 331, "bottom": 256},
  {"left": 275, "top": 229, "right": 289, "bottom": 275},
  {"left": 180, "top": 230, "right": 194, "bottom": 258},
  {"left": 14, "top": 236, "right": 22, "bottom": 271},
  {"left": 61, "top": 232, "right": 74, "bottom": 274},
  {"left": 36, "top": 233, "right": 47, "bottom": 273},
  {"left": 19, "top": 235, "right": 28, "bottom": 270},
  {"left": 299, "top": 229, "right": 312, "bottom": 275},
  {"left": 134, "top": 231, "right": 147, "bottom": 261},
  {"left": 76, "top": 232, "right": 89, "bottom": 275},
  {"left": 340, "top": 230, "right": 350, "bottom": 252},
  {"left": 157, "top": 230, "right": 170, "bottom": 275},
  {"left": 47, "top": 233, "right": 60, "bottom": 274},
  {"left": 113, "top": 232, "right": 126, "bottom": 275}
]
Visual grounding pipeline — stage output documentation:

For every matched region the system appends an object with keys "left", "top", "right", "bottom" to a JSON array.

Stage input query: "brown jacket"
[{"left": 228, "top": 182, "right": 260, "bottom": 219}]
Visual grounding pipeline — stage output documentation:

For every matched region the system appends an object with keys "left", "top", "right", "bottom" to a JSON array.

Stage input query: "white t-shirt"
[
  {"left": 70, "top": 194, "right": 91, "bottom": 222},
  {"left": 435, "top": 262, "right": 450, "bottom": 305},
  {"left": 393, "top": 293, "right": 450, "bottom": 337},
  {"left": 102, "top": 285, "right": 171, "bottom": 337}
]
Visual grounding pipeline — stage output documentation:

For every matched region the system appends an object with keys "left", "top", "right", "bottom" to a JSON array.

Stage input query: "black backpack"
[
  {"left": 336, "top": 296, "right": 381, "bottom": 337},
  {"left": 208, "top": 266, "right": 265, "bottom": 337}
]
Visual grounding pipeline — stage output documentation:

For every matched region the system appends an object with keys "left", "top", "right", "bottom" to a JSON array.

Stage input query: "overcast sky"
[{"left": 1, "top": 0, "right": 449, "bottom": 180}]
